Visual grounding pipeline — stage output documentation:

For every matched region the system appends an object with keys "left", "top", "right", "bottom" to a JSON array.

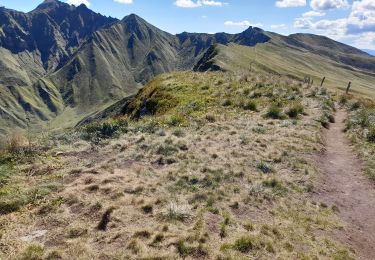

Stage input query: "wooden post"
[
  {"left": 346, "top": 82, "right": 351, "bottom": 94},
  {"left": 320, "top": 77, "right": 326, "bottom": 87}
]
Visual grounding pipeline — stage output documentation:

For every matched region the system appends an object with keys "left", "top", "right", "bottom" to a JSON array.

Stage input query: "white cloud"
[
  {"left": 271, "top": 24, "right": 288, "bottom": 29},
  {"left": 114, "top": 0, "right": 133, "bottom": 4},
  {"left": 296, "top": 0, "right": 375, "bottom": 36},
  {"left": 294, "top": 17, "right": 314, "bottom": 29},
  {"left": 174, "top": 0, "right": 201, "bottom": 8},
  {"left": 352, "top": 32, "right": 375, "bottom": 49},
  {"left": 310, "top": 0, "right": 349, "bottom": 11},
  {"left": 174, "top": 0, "right": 225, "bottom": 8},
  {"left": 347, "top": 0, "right": 375, "bottom": 34},
  {"left": 201, "top": 0, "right": 224, "bottom": 6},
  {"left": 66, "top": 0, "right": 90, "bottom": 6},
  {"left": 302, "top": 10, "right": 325, "bottom": 17},
  {"left": 294, "top": 17, "right": 347, "bottom": 38},
  {"left": 224, "top": 20, "right": 263, "bottom": 28},
  {"left": 275, "top": 0, "right": 306, "bottom": 8}
]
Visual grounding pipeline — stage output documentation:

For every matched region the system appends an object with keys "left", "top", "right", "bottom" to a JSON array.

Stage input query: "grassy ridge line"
[{"left": 213, "top": 43, "right": 375, "bottom": 98}]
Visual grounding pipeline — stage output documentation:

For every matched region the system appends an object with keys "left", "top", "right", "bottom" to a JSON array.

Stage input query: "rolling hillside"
[{"left": 0, "top": 0, "right": 374, "bottom": 135}]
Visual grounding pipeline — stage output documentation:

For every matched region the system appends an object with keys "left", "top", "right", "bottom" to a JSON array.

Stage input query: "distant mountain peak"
[
  {"left": 40, "top": 0, "right": 64, "bottom": 7},
  {"left": 120, "top": 13, "right": 162, "bottom": 39},
  {"left": 34, "top": 0, "right": 67, "bottom": 11},
  {"left": 121, "top": 13, "right": 146, "bottom": 25}
]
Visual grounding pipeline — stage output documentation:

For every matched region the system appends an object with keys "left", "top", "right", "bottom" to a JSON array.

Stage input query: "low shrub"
[
  {"left": 82, "top": 118, "right": 128, "bottom": 142},
  {"left": 166, "top": 114, "right": 186, "bottom": 127},
  {"left": 233, "top": 236, "right": 263, "bottom": 253},
  {"left": 265, "top": 105, "right": 285, "bottom": 120},
  {"left": 156, "top": 145, "right": 178, "bottom": 156},
  {"left": 222, "top": 99, "right": 232, "bottom": 107},
  {"left": 241, "top": 100, "right": 257, "bottom": 111},
  {"left": 286, "top": 104, "right": 304, "bottom": 118},
  {"left": 350, "top": 101, "right": 361, "bottom": 111},
  {"left": 19, "top": 245, "right": 44, "bottom": 260},
  {"left": 176, "top": 240, "right": 208, "bottom": 258},
  {"left": 367, "top": 127, "right": 375, "bottom": 143},
  {"left": 257, "top": 161, "right": 274, "bottom": 174}
]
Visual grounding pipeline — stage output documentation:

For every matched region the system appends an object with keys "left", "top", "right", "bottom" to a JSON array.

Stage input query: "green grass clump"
[
  {"left": 233, "top": 236, "right": 263, "bottom": 253},
  {"left": 262, "top": 178, "right": 288, "bottom": 196},
  {"left": 156, "top": 145, "right": 178, "bottom": 156},
  {"left": 257, "top": 161, "right": 274, "bottom": 174},
  {"left": 0, "top": 158, "right": 13, "bottom": 187},
  {"left": 82, "top": 118, "right": 128, "bottom": 142},
  {"left": 176, "top": 240, "right": 208, "bottom": 258},
  {"left": 19, "top": 245, "right": 44, "bottom": 260},
  {"left": 241, "top": 100, "right": 257, "bottom": 111},
  {"left": 67, "top": 227, "right": 88, "bottom": 239},
  {"left": 367, "top": 127, "right": 375, "bottom": 143},
  {"left": 286, "top": 103, "right": 304, "bottom": 118},
  {"left": 222, "top": 99, "right": 233, "bottom": 107},
  {"left": 265, "top": 104, "right": 285, "bottom": 120},
  {"left": 0, "top": 182, "right": 60, "bottom": 215},
  {"left": 319, "top": 113, "right": 333, "bottom": 129},
  {"left": 166, "top": 114, "right": 186, "bottom": 127}
]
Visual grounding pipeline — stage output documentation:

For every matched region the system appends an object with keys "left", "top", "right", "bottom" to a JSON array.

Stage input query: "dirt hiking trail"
[{"left": 315, "top": 109, "right": 375, "bottom": 259}]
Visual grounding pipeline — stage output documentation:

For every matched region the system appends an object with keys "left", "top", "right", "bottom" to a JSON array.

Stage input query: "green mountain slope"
[
  {"left": 0, "top": 0, "right": 374, "bottom": 135},
  {"left": 195, "top": 35, "right": 375, "bottom": 97},
  {"left": 0, "top": 2, "right": 274, "bottom": 135}
]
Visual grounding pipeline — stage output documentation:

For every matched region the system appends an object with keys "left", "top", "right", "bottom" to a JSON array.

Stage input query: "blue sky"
[{"left": 1, "top": 0, "right": 374, "bottom": 51}]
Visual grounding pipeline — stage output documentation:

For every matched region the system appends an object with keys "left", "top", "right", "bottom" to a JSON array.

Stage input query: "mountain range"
[{"left": 0, "top": 0, "right": 374, "bottom": 135}]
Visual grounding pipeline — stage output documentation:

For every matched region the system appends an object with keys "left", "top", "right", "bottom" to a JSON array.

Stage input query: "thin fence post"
[
  {"left": 346, "top": 82, "right": 351, "bottom": 94},
  {"left": 320, "top": 77, "right": 326, "bottom": 87}
]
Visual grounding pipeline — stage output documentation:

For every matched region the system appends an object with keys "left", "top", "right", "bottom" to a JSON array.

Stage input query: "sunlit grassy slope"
[
  {"left": 0, "top": 70, "right": 353, "bottom": 259},
  {"left": 211, "top": 41, "right": 375, "bottom": 98}
]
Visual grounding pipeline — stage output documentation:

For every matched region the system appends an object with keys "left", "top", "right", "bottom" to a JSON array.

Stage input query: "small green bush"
[
  {"left": 257, "top": 161, "right": 274, "bottom": 174},
  {"left": 350, "top": 101, "right": 361, "bottom": 111},
  {"left": 367, "top": 127, "right": 375, "bottom": 143},
  {"left": 135, "top": 120, "right": 159, "bottom": 133},
  {"left": 19, "top": 245, "right": 44, "bottom": 260},
  {"left": 358, "top": 109, "right": 371, "bottom": 128},
  {"left": 176, "top": 240, "right": 208, "bottom": 258},
  {"left": 156, "top": 145, "right": 178, "bottom": 156},
  {"left": 82, "top": 118, "right": 128, "bottom": 142},
  {"left": 222, "top": 99, "right": 232, "bottom": 107},
  {"left": 320, "top": 114, "right": 333, "bottom": 129},
  {"left": 242, "top": 101, "right": 257, "bottom": 111},
  {"left": 233, "top": 236, "right": 262, "bottom": 253},
  {"left": 265, "top": 105, "right": 284, "bottom": 119},
  {"left": 166, "top": 114, "right": 186, "bottom": 127},
  {"left": 339, "top": 95, "right": 348, "bottom": 105},
  {"left": 286, "top": 104, "right": 304, "bottom": 118}
]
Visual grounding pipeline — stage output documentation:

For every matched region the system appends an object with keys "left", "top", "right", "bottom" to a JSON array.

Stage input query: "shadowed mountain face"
[
  {"left": 0, "top": 0, "right": 374, "bottom": 135},
  {"left": 0, "top": 0, "right": 117, "bottom": 72}
]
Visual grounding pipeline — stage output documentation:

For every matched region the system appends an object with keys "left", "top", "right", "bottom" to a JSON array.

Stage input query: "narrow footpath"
[{"left": 315, "top": 110, "right": 375, "bottom": 260}]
